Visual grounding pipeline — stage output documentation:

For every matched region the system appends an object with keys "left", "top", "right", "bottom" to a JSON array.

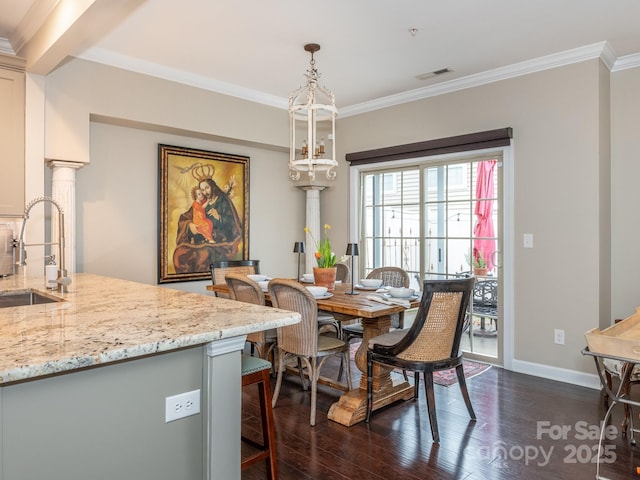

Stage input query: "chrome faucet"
[{"left": 17, "top": 196, "right": 72, "bottom": 292}]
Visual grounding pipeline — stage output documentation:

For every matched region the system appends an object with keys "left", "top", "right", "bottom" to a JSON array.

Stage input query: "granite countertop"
[{"left": 0, "top": 273, "right": 300, "bottom": 385}]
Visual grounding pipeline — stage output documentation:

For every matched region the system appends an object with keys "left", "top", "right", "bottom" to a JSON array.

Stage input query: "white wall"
[
  {"left": 45, "top": 58, "right": 308, "bottom": 294},
  {"left": 611, "top": 66, "right": 640, "bottom": 320},
  {"left": 23, "top": 54, "right": 640, "bottom": 383},
  {"left": 81, "top": 121, "right": 304, "bottom": 292},
  {"left": 337, "top": 59, "right": 608, "bottom": 379}
]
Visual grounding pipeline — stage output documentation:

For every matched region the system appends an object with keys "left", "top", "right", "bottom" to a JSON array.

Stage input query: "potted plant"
[
  {"left": 304, "top": 224, "right": 338, "bottom": 289},
  {"left": 472, "top": 251, "right": 488, "bottom": 277}
]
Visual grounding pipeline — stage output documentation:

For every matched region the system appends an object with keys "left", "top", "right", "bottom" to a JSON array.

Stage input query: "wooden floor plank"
[{"left": 241, "top": 351, "right": 639, "bottom": 479}]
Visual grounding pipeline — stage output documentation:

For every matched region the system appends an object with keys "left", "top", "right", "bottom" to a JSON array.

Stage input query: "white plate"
[
  {"left": 383, "top": 293, "right": 419, "bottom": 300},
  {"left": 300, "top": 279, "right": 341, "bottom": 284},
  {"left": 356, "top": 284, "right": 386, "bottom": 291},
  {"left": 314, "top": 293, "right": 334, "bottom": 299}
]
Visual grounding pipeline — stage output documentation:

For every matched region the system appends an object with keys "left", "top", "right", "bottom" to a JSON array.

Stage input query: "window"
[{"left": 360, "top": 156, "right": 499, "bottom": 289}]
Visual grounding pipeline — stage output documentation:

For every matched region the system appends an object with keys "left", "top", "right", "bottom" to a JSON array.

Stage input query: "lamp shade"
[
  {"left": 293, "top": 241, "right": 306, "bottom": 253},
  {"left": 345, "top": 243, "right": 359, "bottom": 256}
]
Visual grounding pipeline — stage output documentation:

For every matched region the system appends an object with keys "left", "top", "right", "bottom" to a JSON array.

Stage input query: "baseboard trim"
[{"left": 511, "top": 359, "right": 601, "bottom": 390}]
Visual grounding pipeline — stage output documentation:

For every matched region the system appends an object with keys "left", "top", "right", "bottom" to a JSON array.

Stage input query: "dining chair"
[
  {"left": 268, "top": 278, "right": 352, "bottom": 426},
  {"left": 225, "top": 272, "right": 277, "bottom": 363},
  {"left": 472, "top": 278, "right": 498, "bottom": 335},
  {"left": 210, "top": 260, "right": 260, "bottom": 298},
  {"left": 335, "top": 262, "right": 350, "bottom": 283},
  {"left": 342, "top": 266, "right": 411, "bottom": 343},
  {"left": 365, "top": 277, "right": 475, "bottom": 443}
]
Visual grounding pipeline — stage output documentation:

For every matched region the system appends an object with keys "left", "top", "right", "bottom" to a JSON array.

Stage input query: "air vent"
[{"left": 415, "top": 68, "right": 453, "bottom": 80}]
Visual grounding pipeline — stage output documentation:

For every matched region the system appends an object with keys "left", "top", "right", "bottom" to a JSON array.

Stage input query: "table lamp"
[
  {"left": 293, "top": 241, "right": 305, "bottom": 281},
  {"left": 345, "top": 243, "right": 359, "bottom": 295}
]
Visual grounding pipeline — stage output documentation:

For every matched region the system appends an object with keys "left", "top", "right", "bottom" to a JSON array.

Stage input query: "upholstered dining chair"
[
  {"left": 210, "top": 260, "right": 260, "bottom": 298},
  {"left": 225, "top": 272, "right": 277, "bottom": 363},
  {"left": 268, "top": 278, "right": 352, "bottom": 426},
  {"left": 365, "top": 277, "right": 475, "bottom": 443}
]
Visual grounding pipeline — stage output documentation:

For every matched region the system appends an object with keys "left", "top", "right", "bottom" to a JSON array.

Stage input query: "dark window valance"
[{"left": 346, "top": 127, "right": 512, "bottom": 166}]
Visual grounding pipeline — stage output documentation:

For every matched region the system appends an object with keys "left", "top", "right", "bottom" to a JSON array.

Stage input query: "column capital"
[
  {"left": 292, "top": 177, "right": 332, "bottom": 192},
  {"left": 46, "top": 159, "right": 85, "bottom": 170}
]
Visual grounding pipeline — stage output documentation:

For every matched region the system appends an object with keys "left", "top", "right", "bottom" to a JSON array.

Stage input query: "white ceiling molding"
[
  {"left": 341, "top": 42, "right": 612, "bottom": 117},
  {"left": 0, "top": 38, "right": 14, "bottom": 55},
  {"left": 612, "top": 52, "right": 640, "bottom": 72},
  {"left": 81, "top": 42, "right": 616, "bottom": 119},
  {"left": 9, "top": 0, "right": 59, "bottom": 55},
  {"left": 77, "top": 47, "right": 288, "bottom": 110},
  {"left": 53, "top": 40, "right": 640, "bottom": 118}
]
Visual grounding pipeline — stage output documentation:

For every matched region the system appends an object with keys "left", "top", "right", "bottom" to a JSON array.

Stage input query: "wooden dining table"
[{"left": 207, "top": 281, "right": 420, "bottom": 427}]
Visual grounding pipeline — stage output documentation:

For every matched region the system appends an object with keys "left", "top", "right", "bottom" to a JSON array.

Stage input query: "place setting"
[
  {"left": 354, "top": 278, "right": 387, "bottom": 292},
  {"left": 305, "top": 285, "right": 334, "bottom": 299},
  {"left": 366, "top": 287, "right": 420, "bottom": 308},
  {"left": 247, "top": 274, "right": 272, "bottom": 292}
]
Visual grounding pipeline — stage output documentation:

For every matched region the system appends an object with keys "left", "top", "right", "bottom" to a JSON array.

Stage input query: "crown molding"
[
  {"left": 9, "top": 0, "right": 60, "bottom": 55},
  {"left": 0, "top": 50, "right": 26, "bottom": 71},
  {"left": 0, "top": 38, "right": 15, "bottom": 55},
  {"left": 612, "top": 52, "right": 640, "bottom": 72},
  {"left": 76, "top": 47, "right": 288, "bottom": 110},
  {"left": 77, "top": 41, "right": 633, "bottom": 119},
  {"left": 341, "top": 42, "right": 611, "bottom": 117}
]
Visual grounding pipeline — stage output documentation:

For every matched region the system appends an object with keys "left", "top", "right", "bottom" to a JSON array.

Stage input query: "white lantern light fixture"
[{"left": 289, "top": 43, "right": 338, "bottom": 181}]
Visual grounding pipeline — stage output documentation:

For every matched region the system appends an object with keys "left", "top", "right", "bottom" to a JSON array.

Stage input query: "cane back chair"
[
  {"left": 365, "top": 277, "right": 475, "bottom": 443},
  {"left": 268, "top": 278, "right": 352, "bottom": 426}
]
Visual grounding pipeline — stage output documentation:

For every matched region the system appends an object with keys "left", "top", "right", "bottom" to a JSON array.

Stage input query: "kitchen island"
[{"left": 0, "top": 273, "right": 300, "bottom": 480}]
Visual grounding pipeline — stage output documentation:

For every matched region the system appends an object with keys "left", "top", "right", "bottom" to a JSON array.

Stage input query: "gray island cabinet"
[{"left": 0, "top": 273, "right": 299, "bottom": 480}]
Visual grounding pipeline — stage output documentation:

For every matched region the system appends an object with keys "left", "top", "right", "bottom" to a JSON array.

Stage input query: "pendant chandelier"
[{"left": 289, "top": 43, "right": 338, "bottom": 181}]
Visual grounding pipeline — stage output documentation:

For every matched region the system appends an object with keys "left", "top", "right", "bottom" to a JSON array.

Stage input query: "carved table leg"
[{"left": 328, "top": 314, "right": 413, "bottom": 426}]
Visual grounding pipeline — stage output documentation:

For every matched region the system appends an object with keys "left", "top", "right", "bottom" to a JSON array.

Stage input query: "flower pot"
[
  {"left": 313, "top": 267, "right": 337, "bottom": 290},
  {"left": 473, "top": 267, "right": 488, "bottom": 277}
]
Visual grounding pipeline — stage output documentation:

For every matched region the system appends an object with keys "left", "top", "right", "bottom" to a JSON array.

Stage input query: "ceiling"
[{"left": 2, "top": 0, "right": 640, "bottom": 116}]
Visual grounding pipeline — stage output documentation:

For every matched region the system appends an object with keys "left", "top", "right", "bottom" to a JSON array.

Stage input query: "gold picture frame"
[{"left": 158, "top": 144, "right": 249, "bottom": 283}]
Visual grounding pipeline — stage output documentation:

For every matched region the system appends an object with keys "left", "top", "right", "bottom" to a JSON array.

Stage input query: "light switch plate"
[{"left": 523, "top": 233, "right": 534, "bottom": 248}]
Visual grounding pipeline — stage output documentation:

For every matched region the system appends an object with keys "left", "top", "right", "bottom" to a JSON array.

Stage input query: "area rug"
[
  {"left": 349, "top": 341, "right": 491, "bottom": 387},
  {"left": 432, "top": 360, "right": 491, "bottom": 386}
]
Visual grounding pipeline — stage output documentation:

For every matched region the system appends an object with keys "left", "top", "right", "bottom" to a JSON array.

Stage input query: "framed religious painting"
[{"left": 158, "top": 144, "right": 249, "bottom": 283}]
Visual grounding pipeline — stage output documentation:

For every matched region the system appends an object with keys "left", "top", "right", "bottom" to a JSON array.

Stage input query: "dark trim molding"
[{"left": 346, "top": 128, "right": 513, "bottom": 166}]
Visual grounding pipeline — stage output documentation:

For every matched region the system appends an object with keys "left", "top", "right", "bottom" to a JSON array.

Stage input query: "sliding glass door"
[{"left": 360, "top": 153, "right": 502, "bottom": 363}]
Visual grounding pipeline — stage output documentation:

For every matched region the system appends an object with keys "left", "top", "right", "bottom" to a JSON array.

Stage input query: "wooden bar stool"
[{"left": 241, "top": 355, "right": 278, "bottom": 479}]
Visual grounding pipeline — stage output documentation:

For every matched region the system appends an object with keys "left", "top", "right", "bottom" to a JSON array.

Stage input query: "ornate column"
[
  {"left": 47, "top": 160, "right": 83, "bottom": 274},
  {"left": 293, "top": 178, "right": 331, "bottom": 274}
]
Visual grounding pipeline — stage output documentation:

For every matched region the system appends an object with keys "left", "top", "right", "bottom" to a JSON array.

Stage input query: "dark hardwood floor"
[{"left": 241, "top": 350, "right": 640, "bottom": 479}]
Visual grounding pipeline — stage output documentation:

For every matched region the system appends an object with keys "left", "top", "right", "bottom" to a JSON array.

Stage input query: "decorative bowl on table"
[
  {"left": 306, "top": 286, "right": 328, "bottom": 298},
  {"left": 388, "top": 287, "right": 415, "bottom": 299},
  {"left": 302, "top": 273, "right": 315, "bottom": 282},
  {"left": 360, "top": 278, "right": 383, "bottom": 288},
  {"left": 247, "top": 274, "right": 267, "bottom": 282},
  {"left": 258, "top": 280, "right": 270, "bottom": 292}
]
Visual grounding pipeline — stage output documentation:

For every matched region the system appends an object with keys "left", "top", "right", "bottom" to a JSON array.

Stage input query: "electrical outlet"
[
  {"left": 165, "top": 389, "right": 201, "bottom": 423},
  {"left": 554, "top": 329, "right": 565, "bottom": 345}
]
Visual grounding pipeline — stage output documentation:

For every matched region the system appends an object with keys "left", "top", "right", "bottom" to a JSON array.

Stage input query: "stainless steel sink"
[{"left": 0, "top": 289, "right": 63, "bottom": 308}]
